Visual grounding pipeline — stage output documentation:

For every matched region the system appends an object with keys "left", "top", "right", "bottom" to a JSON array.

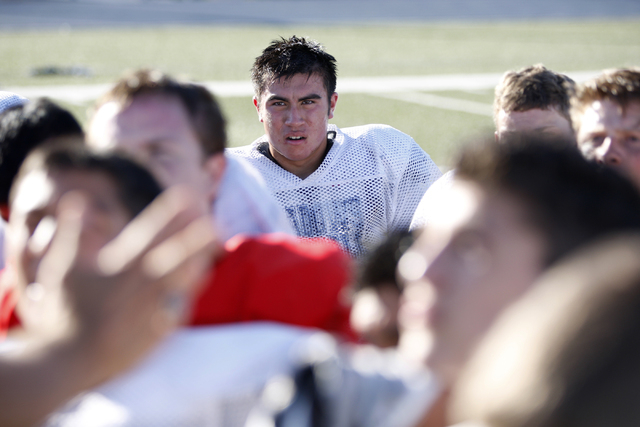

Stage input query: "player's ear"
[
  {"left": 328, "top": 92, "right": 338, "bottom": 119},
  {"left": 253, "top": 97, "right": 263, "bottom": 123}
]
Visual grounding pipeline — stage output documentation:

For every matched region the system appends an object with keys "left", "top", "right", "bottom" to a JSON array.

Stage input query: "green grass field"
[{"left": 2, "top": 19, "right": 639, "bottom": 167}]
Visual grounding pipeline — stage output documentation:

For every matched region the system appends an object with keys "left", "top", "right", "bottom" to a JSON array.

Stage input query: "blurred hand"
[{"left": 21, "top": 185, "right": 220, "bottom": 386}]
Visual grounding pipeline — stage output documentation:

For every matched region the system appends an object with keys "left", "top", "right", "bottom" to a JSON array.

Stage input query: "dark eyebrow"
[
  {"left": 266, "top": 93, "right": 323, "bottom": 103},
  {"left": 300, "top": 94, "right": 322, "bottom": 101},
  {"left": 266, "top": 95, "right": 288, "bottom": 103}
]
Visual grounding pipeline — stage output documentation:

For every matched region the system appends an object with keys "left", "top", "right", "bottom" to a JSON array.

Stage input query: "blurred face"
[
  {"left": 254, "top": 73, "right": 338, "bottom": 179},
  {"left": 350, "top": 284, "right": 401, "bottom": 348},
  {"left": 576, "top": 100, "right": 640, "bottom": 189},
  {"left": 398, "top": 179, "right": 546, "bottom": 386},
  {"left": 8, "top": 169, "right": 131, "bottom": 293},
  {"left": 88, "top": 94, "right": 224, "bottom": 212},
  {"left": 495, "top": 108, "right": 574, "bottom": 141}
]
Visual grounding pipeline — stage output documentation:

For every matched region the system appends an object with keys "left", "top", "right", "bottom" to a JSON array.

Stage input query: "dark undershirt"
[{"left": 257, "top": 130, "right": 336, "bottom": 170}]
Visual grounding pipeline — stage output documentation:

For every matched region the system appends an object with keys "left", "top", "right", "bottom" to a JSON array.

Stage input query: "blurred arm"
[{"left": 0, "top": 186, "right": 219, "bottom": 427}]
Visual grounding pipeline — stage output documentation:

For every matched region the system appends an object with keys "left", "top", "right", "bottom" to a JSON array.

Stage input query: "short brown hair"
[
  {"left": 570, "top": 67, "right": 640, "bottom": 133},
  {"left": 95, "top": 69, "right": 226, "bottom": 156},
  {"left": 494, "top": 64, "right": 575, "bottom": 128}
]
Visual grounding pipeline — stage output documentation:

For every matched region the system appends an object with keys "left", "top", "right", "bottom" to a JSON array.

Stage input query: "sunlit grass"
[{"left": 2, "top": 19, "right": 638, "bottom": 166}]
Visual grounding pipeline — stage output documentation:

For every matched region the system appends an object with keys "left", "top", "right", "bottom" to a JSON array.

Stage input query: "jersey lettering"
[{"left": 285, "top": 196, "right": 365, "bottom": 256}]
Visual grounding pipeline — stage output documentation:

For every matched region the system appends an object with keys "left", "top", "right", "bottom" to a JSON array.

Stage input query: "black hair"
[
  {"left": 252, "top": 35, "right": 338, "bottom": 102},
  {"left": 359, "top": 230, "right": 414, "bottom": 291},
  {"left": 12, "top": 142, "right": 162, "bottom": 219},
  {"left": 0, "top": 98, "right": 83, "bottom": 206}
]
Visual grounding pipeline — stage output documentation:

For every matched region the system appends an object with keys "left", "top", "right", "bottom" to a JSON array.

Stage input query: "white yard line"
[
  {"left": 2, "top": 70, "right": 602, "bottom": 111},
  {"left": 374, "top": 92, "right": 493, "bottom": 116}
]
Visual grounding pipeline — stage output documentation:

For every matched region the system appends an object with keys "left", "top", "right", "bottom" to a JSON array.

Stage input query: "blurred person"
[
  {"left": 228, "top": 36, "right": 441, "bottom": 258},
  {"left": 0, "top": 142, "right": 218, "bottom": 427},
  {"left": 0, "top": 98, "right": 82, "bottom": 270},
  {"left": 2, "top": 147, "right": 434, "bottom": 427},
  {"left": 411, "top": 65, "right": 575, "bottom": 231},
  {"left": 350, "top": 230, "right": 414, "bottom": 348},
  {"left": 87, "top": 69, "right": 354, "bottom": 338},
  {"left": 397, "top": 134, "right": 640, "bottom": 426},
  {"left": 2, "top": 141, "right": 163, "bottom": 335},
  {"left": 494, "top": 64, "right": 575, "bottom": 142},
  {"left": 451, "top": 234, "right": 640, "bottom": 427},
  {"left": 571, "top": 67, "right": 640, "bottom": 189},
  {"left": 88, "top": 69, "right": 293, "bottom": 242},
  {"left": 0, "top": 91, "right": 28, "bottom": 272},
  {"left": 0, "top": 98, "right": 83, "bottom": 218}
]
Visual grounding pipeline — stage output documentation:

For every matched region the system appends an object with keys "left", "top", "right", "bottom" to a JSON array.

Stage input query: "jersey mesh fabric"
[{"left": 228, "top": 124, "right": 442, "bottom": 258}]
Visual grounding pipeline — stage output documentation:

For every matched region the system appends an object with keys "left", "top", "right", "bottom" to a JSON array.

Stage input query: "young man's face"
[
  {"left": 495, "top": 108, "right": 574, "bottom": 142},
  {"left": 254, "top": 73, "right": 338, "bottom": 179},
  {"left": 399, "top": 179, "right": 546, "bottom": 386},
  {"left": 576, "top": 99, "right": 640, "bottom": 189},
  {"left": 88, "top": 93, "right": 224, "bottom": 213},
  {"left": 8, "top": 169, "right": 132, "bottom": 294}
]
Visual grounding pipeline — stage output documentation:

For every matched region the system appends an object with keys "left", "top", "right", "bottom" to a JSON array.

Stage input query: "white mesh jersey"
[{"left": 228, "top": 124, "right": 442, "bottom": 258}]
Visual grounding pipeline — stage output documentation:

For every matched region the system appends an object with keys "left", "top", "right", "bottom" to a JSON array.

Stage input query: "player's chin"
[{"left": 285, "top": 137, "right": 307, "bottom": 146}]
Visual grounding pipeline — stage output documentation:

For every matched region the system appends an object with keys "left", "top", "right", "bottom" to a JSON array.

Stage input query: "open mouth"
[{"left": 287, "top": 136, "right": 305, "bottom": 141}]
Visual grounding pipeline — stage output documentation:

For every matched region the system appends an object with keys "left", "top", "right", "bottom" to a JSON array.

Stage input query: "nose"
[
  {"left": 594, "top": 137, "right": 622, "bottom": 166},
  {"left": 285, "top": 105, "right": 304, "bottom": 126}
]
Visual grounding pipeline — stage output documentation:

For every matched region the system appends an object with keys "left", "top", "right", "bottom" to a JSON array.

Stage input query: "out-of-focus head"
[
  {"left": 88, "top": 69, "right": 226, "bottom": 210},
  {"left": 571, "top": 68, "right": 640, "bottom": 189},
  {"left": 7, "top": 141, "right": 162, "bottom": 315},
  {"left": 398, "top": 134, "right": 640, "bottom": 386},
  {"left": 452, "top": 234, "right": 640, "bottom": 427},
  {"left": 351, "top": 230, "right": 414, "bottom": 348},
  {"left": 251, "top": 35, "right": 337, "bottom": 103},
  {"left": 494, "top": 64, "right": 575, "bottom": 142},
  {"left": 0, "top": 98, "right": 83, "bottom": 218}
]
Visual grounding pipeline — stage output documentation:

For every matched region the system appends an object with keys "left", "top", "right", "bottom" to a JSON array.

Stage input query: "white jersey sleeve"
[
  {"left": 228, "top": 124, "right": 441, "bottom": 258},
  {"left": 410, "top": 169, "right": 457, "bottom": 231},
  {"left": 213, "top": 155, "right": 295, "bottom": 242}
]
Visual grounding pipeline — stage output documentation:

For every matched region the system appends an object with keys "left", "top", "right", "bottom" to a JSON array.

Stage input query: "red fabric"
[
  {"left": 0, "top": 268, "right": 20, "bottom": 339},
  {"left": 189, "top": 234, "right": 356, "bottom": 340},
  {"left": 0, "top": 234, "right": 356, "bottom": 341}
]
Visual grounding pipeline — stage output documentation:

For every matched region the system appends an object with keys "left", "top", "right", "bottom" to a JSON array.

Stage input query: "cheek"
[
  {"left": 623, "top": 152, "right": 640, "bottom": 168},
  {"left": 487, "top": 244, "right": 544, "bottom": 308},
  {"left": 263, "top": 112, "right": 279, "bottom": 131},
  {"left": 78, "top": 211, "right": 128, "bottom": 260},
  {"left": 617, "top": 163, "right": 640, "bottom": 190},
  {"left": 143, "top": 160, "right": 176, "bottom": 189}
]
